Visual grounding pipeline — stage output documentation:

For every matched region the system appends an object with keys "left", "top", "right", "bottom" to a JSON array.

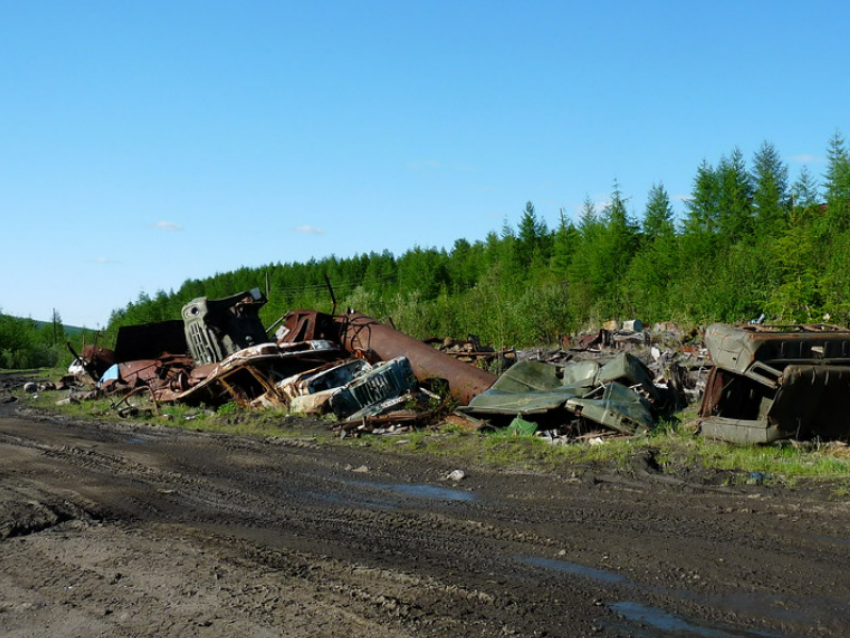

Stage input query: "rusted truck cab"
[{"left": 699, "top": 323, "right": 850, "bottom": 443}]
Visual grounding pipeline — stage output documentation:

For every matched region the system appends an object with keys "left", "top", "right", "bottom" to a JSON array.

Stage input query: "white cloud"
[
  {"left": 90, "top": 257, "right": 116, "bottom": 264},
  {"left": 292, "top": 225, "right": 326, "bottom": 235},
  {"left": 674, "top": 194, "right": 692, "bottom": 202},
  {"left": 790, "top": 154, "right": 823, "bottom": 164},
  {"left": 152, "top": 221, "right": 184, "bottom": 231}
]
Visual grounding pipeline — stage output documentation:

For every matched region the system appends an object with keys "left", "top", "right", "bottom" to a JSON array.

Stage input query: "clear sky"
[{"left": 2, "top": 1, "right": 848, "bottom": 328}]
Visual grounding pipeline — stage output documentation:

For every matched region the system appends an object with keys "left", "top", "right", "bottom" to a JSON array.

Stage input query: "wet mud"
[{"left": 1, "top": 402, "right": 849, "bottom": 637}]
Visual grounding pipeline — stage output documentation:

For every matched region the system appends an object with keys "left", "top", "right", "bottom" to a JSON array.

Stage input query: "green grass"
[
  {"left": 15, "top": 381, "right": 850, "bottom": 487},
  {"left": 21, "top": 386, "right": 326, "bottom": 440},
  {"left": 360, "top": 417, "right": 850, "bottom": 487}
]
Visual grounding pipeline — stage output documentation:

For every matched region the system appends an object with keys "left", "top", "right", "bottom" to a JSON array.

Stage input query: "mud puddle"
[
  {"left": 516, "top": 555, "right": 627, "bottom": 584},
  {"left": 367, "top": 482, "right": 476, "bottom": 501},
  {"left": 342, "top": 478, "right": 477, "bottom": 505},
  {"left": 519, "top": 554, "right": 805, "bottom": 637},
  {"left": 607, "top": 601, "right": 779, "bottom": 638}
]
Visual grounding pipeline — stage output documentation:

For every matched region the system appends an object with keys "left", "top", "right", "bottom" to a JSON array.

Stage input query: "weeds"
[{"left": 16, "top": 374, "right": 850, "bottom": 486}]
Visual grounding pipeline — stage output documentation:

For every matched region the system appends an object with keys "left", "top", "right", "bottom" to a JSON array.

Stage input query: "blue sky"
[{"left": 2, "top": 1, "right": 848, "bottom": 328}]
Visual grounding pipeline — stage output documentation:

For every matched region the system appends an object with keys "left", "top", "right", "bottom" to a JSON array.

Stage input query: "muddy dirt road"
[{"left": 1, "top": 403, "right": 849, "bottom": 637}]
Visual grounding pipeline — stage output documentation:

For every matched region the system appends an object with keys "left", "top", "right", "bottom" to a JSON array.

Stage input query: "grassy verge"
[
  {"left": 13, "top": 379, "right": 850, "bottom": 490},
  {"left": 22, "top": 384, "right": 334, "bottom": 441},
  {"left": 361, "top": 419, "right": 850, "bottom": 488}
]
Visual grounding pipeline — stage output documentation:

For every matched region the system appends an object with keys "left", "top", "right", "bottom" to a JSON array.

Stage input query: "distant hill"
[{"left": 31, "top": 320, "right": 88, "bottom": 337}]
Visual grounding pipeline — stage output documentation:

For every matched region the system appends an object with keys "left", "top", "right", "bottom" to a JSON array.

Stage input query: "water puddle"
[
  {"left": 516, "top": 555, "right": 628, "bottom": 584},
  {"left": 372, "top": 482, "right": 476, "bottom": 502},
  {"left": 608, "top": 601, "right": 775, "bottom": 638},
  {"left": 127, "top": 437, "right": 145, "bottom": 444},
  {"left": 304, "top": 489, "right": 397, "bottom": 511},
  {"left": 518, "top": 556, "right": 794, "bottom": 636},
  {"left": 343, "top": 479, "right": 476, "bottom": 502},
  {"left": 310, "top": 479, "right": 476, "bottom": 512}
]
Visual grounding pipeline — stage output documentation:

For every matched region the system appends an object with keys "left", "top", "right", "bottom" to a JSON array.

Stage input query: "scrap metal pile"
[
  {"left": 65, "top": 290, "right": 496, "bottom": 433},
  {"left": 59, "top": 289, "right": 850, "bottom": 444},
  {"left": 458, "top": 320, "right": 709, "bottom": 442}
]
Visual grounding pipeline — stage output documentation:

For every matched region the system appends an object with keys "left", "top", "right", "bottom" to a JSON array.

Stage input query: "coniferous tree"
[
  {"left": 568, "top": 196, "right": 604, "bottom": 320},
  {"left": 551, "top": 208, "right": 579, "bottom": 277},
  {"left": 572, "top": 181, "right": 639, "bottom": 315},
  {"left": 446, "top": 238, "right": 473, "bottom": 292},
  {"left": 682, "top": 160, "right": 720, "bottom": 261},
  {"left": 624, "top": 183, "right": 678, "bottom": 320},
  {"left": 818, "top": 131, "right": 850, "bottom": 320},
  {"left": 751, "top": 141, "right": 790, "bottom": 239},
  {"left": 824, "top": 130, "right": 850, "bottom": 230},
  {"left": 577, "top": 196, "right": 600, "bottom": 238},
  {"left": 601, "top": 180, "right": 639, "bottom": 270},
  {"left": 517, "top": 201, "right": 549, "bottom": 262},
  {"left": 792, "top": 165, "right": 820, "bottom": 210},
  {"left": 642, "top": 182, "right": 676, "bottom": 241},
  {"left": 716, "top": 148, "right": 754, "bottom": 244},
  {"left": 363, "top": 250, "right": 396, "bottom": 291},
  {"left": 496, "top": 216, "right": 523, "bottom": 283}
]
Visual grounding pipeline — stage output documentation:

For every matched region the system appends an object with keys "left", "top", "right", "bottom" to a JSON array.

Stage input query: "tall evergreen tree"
[
  {"left": 551, "top": 208, "right": 579, "bottom": 276},
  {"left": 716, "top": 148, "right": 754, "bottom": 243},
  {"left": 601, "top": 180, "right": 639, "bottom": 256},
  {"left": 792, "top": 165, "right": 820, "bottom": 210},
  {"left": 683, "top": 160, "right": 719, "bottom": 237},
  {"left": 824, "top": 130, "right": 850, "bottom": 230},
  {"left": 363, "top": 250, "right": 396, "bottom": 290},
  {"left": 516, "top": 201, "right": 551, "bottom": 264},
  {"left": 447, "top": 238, "right": 484, "bottom": 291},
  {"left": 569, "top": 181, "right": 639, "bottom": 314},
  {"left": 496, "top": 216, "right": 523, "bottom": 282},
  {"left": 568, "top": 196, "right": 604, "bottom": 319},
  {"left": 624, "top": 182, "right": 679, "bottom": 320},
  {"left": 642, "top": 182, "right": 676, "bottom": 241},
  {"left": 751, "top": 140, "right": 790, "bottom": 239},
  {"left": 577, "top": 196, "right": 601, "bottom": 239}
]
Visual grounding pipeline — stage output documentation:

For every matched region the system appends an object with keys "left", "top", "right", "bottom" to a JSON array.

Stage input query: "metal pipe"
[{"left": 333, "top": 312, "right": 497, "bottom": 405}]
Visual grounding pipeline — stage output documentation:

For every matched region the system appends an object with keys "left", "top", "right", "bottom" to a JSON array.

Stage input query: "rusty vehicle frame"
[{"left": 699, "top": 323, "right": 850, "bottom": 443}]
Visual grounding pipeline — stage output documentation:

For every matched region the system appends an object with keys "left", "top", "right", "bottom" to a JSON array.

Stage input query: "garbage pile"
[
  {"left": 62, "top": 290, "right": 496, "bottom": 434},
  {"left": 422, "top": 335, "right": 516, "bottom": 372},
  {"left": 459, "top": 353, "right": 664, "bottom": 437},
  {"left": 53, "top": 291, "right": 694, "bottom": 440},
  {"left": 53, "top": 288, "right": 850, "bottom": 444},
  {"left": 458, "top": 321, "right": 711, "bottom": 443}
]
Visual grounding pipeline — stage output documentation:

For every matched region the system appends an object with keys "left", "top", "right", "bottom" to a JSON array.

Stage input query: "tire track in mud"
[
  {"left": 3, "top": 414, "right": 850, "bottom": 637},
  {"left": 1, "top": 421, "right": 625, "bottom": 638}
]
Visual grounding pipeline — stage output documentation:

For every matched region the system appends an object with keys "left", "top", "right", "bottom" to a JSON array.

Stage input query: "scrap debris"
[
  {"left": 42, "top": 289, "right": 850, "bottom": 444},
  {"left": 698, "top": 323, "right": 850, "bottom": 444},
  {"left": 423, "top": 335, "right": 516, "bottom": 371},
  {"left": 56, "top": 290, "right": 480, "bottom": 435}
]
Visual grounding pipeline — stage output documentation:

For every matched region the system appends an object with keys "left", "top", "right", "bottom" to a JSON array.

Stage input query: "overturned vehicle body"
[
  {"left": 699, "top": 323, "right": 850, "bottom": 444},
  {"left": 78, "top": 291, "right": 496, "bottom": 428}
]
